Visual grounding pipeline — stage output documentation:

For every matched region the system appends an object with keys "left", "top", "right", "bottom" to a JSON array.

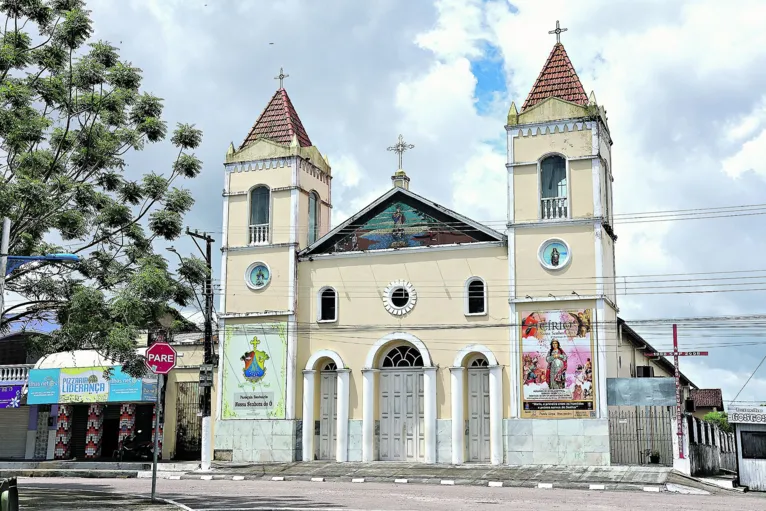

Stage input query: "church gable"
[{"left": 303, "top": 189, "right": 503, "bottom": 256}]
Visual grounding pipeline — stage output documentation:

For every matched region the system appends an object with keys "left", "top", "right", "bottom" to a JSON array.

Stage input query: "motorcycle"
[{"left": 114, "top": 429, "right": 154, "bottom": 461}]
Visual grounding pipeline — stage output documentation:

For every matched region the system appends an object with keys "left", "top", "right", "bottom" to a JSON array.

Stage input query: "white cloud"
[{"left": 684, "top": 359, "right": 766, "bottom": 405}]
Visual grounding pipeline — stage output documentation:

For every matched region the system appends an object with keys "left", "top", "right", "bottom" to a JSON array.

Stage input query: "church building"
[{"left": 215, "top": 37, "right": 618, "bottom": 466}]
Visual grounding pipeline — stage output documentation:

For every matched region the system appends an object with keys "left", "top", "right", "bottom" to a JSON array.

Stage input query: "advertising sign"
[
  {"left": 221, "top": 322, "right": 287, "bottom": 419},
  {"left": 27, "top": 366, "right": 157, "bottom": 404},
  {"left": 729, "top": 405, "right": 766, "bottom": 424},
  {"left": 0, "top": 384, "right": 23, "bottom": 409},
  {"left": 520, "top": 309, "right": 596, "bottom": 419}
]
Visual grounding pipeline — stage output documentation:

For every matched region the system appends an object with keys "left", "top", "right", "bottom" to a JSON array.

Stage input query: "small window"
[
  {"left": 250, "top": 186, "right": 270, "bottom": 225},
  {"left": 308, "top": 192, "right": 320, "bottom": 245},
  {"left": 391, "top": 287, "right": 409, "bottom": 308},
  {"left": 742, "top": 431, "right": 766, "bottom": 459},
  {"left": 318, "top": 287, "right": 337, "bottom": 322},
  {"left": 465, "top": 278, "right": 486, "bottom": 315}
]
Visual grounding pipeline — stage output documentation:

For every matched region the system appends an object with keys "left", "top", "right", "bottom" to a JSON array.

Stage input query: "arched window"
[
  {"left": 469, "top": 356, "right": 489, "bottom": 367},
  {"left": 308, "top": 191, "right": 320, "bottom": 245},
  {"left": 249, "top": 186, "right": 270, "bottom": 244},
  {"left": 318, "top": 287, "right": 337, "bottom": 322},
  {"left": 382, "top": 345, "right": 423, "bottom": 368},
  {"left": 465, "top": 277, "right": 487, "bottom": 315},
  {"left": 540, "top": 155, "right": 567, "bottom": 220}
]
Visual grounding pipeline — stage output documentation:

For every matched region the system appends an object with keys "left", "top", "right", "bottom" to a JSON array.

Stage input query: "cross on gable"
[{"left": 386, "top": 134, "right": 414, "bottom": 170}]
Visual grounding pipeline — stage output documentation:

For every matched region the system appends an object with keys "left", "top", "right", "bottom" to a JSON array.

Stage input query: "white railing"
[
  {"left": 0, "top": 364, "right": 34, "bottom": 382},
  {"left": 541, "top": 197, "right": 568, "bottom": 220},
  {"left": 249, "top": 224, "right": 270, "bottom": 245}
]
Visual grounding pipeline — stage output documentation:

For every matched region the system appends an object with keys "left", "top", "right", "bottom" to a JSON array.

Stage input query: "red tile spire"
[
  {"left": 521, "top": 42, "right": 588, "bottom": 112},
  {"left": 239, "top": 85, "right": 313, "bottom": 149}
]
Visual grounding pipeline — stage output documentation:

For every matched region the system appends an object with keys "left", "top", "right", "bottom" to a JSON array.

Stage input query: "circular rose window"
[
  {"left": 384, "top": 280, "right": 417, "bottom": 316},
  {"left": 245, "top": 262, "right": 271, "bottom": 290},
  {"left": 538, "top": 238, "right": 571, "bottom": 270}
]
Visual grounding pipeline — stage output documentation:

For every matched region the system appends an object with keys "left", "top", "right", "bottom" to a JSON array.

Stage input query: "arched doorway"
[
  {"left": 466, "top": 355, "right": 490, "bottom": 462},
  {"left": 451, "top": 344, "right": 502, "bottom": 465},
  {"left": 302, "top": 350, "right": 349, "bottom": 462},
  {"left": 318, "top": 361, "right": 338, "bottom": 460},
  {"left": 379, "top": 345, "right": 425, "bottom": 461}
]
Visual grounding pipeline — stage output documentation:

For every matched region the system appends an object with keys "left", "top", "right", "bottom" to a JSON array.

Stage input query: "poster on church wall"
[
  {"left": 221, "top": 322, "right": 287, "bottom": 420},
  {"left": 519, "top": 309, "right": 596, "bottom": 419}
]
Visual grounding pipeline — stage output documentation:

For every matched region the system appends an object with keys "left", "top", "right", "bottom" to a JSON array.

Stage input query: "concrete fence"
[{"left": 687, "top": 416, "right": 736, "bottom": 477}]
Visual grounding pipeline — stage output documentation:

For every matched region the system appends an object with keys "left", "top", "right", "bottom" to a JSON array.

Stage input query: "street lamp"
[{"left": 0, "top": 217, "right": 82, "bottom": 320}]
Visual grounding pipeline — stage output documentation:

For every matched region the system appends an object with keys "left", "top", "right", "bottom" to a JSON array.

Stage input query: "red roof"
[
  {"left": 690, "top": 389, "right": 724, "bottom": 409},
  {"left": 240, "top": 88, "right": 312, "bottom": 149},
  {"left": 521, "top": 43, "right": 588, "bottom": 112}
]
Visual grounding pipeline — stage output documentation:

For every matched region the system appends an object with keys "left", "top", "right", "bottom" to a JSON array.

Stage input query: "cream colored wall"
[
  {"left": 225, "top": 247, "right": 292, "bottom": 314},
  {"left": 514, "top": 226, "right": 596, "bottom": 298},
  {"left": 225, "top": 184, "right": 292, "bottom": 247},
  {"left": 570, "top": 159, "right": 594, "bottom": 219},
  {"left": 602, "top": 233, "right": 616, "bottom": 304},
  {"left": 228, "top": 167, "right": 293, "bottom": 194},
  {"left": 515, "top": 97, "right": 590, "bottom": 126},
  {"left": 513, "top": 164, "right": 537, "bottom": 223},
  {"left": 513, "top": 126, "right": 592, "bottom": 163},
  {"left": 296, "top": 246, "right": 510, "bottom": 420}
]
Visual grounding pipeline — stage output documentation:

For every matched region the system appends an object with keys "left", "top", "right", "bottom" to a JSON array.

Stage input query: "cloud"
[{"left": 80, "top": 0, "right": 766, "bottom": 388}]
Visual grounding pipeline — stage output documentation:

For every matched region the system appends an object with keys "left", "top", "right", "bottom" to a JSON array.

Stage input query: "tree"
[
  {"left": 0, "top": 0, "right": 206, "bottom": 376},
  {"left": 702, "top": 411, "right": 732, "bottom": 433}
]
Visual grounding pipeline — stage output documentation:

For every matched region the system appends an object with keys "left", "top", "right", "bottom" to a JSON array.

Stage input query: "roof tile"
[
  {"left": 690, "top": 388, "right": 724, "bottom": 409},
  {"left": 240, "top": 88, "right": 312, "bottom": 149},
  {"left": 521, "top": 42, "right": 588, "bottom": 112}
]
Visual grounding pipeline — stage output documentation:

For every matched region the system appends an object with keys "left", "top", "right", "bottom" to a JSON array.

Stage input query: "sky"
[{"left": 82, "top": 0, "right": 766, "bottom": 404}]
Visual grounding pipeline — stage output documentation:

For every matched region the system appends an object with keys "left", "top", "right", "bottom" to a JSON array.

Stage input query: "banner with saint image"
[{"left": 519, "top": 309, "right": 596, "bottom": 419}]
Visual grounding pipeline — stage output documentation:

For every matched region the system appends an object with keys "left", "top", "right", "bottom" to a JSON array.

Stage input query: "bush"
[{"left": 703, "top": 411, "right": 732, "bottom": 433}]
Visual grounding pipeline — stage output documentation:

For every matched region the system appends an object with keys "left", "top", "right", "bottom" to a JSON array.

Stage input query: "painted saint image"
[
  {"left": 550, "top": 247, "right": 560, "bottom": 267},
  {"left": 519, "top": 309, "right": 595, "bottom": 419},
  {"left": 546, "top": 339, "right": 567, "bottom": 389}
]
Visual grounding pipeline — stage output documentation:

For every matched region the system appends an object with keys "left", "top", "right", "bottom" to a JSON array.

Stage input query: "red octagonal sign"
[{"left": 145, "top": 342, "right": 177, "bottom": 375}]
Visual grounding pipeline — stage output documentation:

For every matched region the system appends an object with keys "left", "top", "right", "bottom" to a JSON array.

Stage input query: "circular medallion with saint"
[
  {"left": 538, "top": 238, "right": 571, "bottom": 270},
  {"left": 245, "top": 262, "right": 271, "bottom": 290}
]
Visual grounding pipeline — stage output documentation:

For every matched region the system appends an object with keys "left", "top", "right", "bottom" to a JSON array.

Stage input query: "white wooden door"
[
  {"left": 467, "top": 368, "right": 490, "bottom": 462},
  {"left": 318, "top": 371, "right": 337, "bottom": 460},
  {"left": 380, "top": 370, "right": 423, "bottom": 461}
]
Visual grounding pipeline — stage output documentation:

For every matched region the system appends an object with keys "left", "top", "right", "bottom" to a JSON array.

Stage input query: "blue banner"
[{"left": 27, "top": 366, "right": 158, "bottom": 405}]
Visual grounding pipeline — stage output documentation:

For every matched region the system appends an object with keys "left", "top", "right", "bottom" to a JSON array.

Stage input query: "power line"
[{"left": 730, "top": 354, "right": 766, "bottom": 403}]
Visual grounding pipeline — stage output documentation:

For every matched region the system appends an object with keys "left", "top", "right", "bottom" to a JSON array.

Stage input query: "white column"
[
  {"left": 336, "top": 369, "right": 351, "bottom": 462},
  {"left": 301, "top": 370, "right": 316, "bottom": 462},
  {"left": 423, "top": 367, "right": 437, "bottom": 464},
  {"left": 362, "top": 369, "right": 376, "bottom": 462},
  {"left": 449, "top": 367, "right": 464, "bottom": 465},
  {"left": 489, "top": 365, "right": 503, "bottom": 465}
]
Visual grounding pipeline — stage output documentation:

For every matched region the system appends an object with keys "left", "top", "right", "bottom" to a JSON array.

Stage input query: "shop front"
[
  {"left": 0, "top": 383, "right": 28, "bottom": 459},
  {"left": 28, "top": 361, "right": 160, "bottom": 460}
]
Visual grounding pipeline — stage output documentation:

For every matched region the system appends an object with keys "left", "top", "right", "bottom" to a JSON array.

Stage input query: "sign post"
[
  {"left": 145, "top": 341, "right": 177, "bottom": 503},
  {"left": 644, "top": 324, "right": 708, "bottom": 460}
]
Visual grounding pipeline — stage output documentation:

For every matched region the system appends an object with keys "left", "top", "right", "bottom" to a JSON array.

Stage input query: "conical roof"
[
  {"left": 521, "top": 42, "right": 588, "bottom": 112},
  {"left": 240, "top": 88, "right": 312, "bottom": 149}
]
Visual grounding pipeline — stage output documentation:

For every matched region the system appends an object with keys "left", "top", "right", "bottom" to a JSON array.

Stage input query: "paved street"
[{"left": 17, "top": 477, "right": 766, "bottom": 511}]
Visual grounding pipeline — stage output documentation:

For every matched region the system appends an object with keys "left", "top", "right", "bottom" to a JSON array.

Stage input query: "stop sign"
[{"left": 145, "top": 342, "right": 177, "bottom": 374}]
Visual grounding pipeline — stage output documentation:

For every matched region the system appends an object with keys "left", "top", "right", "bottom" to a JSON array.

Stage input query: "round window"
[
  {"left": 245, "top": 262, "right": 271, "bottom": 290},
  {"left": 383, "top": 280, "right": 417, "bottom": 316},
  {"left": 538, "top": 238, "right": 571, "bottom": 270}
]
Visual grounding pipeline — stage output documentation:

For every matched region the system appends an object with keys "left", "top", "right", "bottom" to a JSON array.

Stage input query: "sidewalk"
[
  {"left": 189, "top": 461, "right": 729, "bottom": 494},
  {"left": 0, "top": 460, "right": 197, "bottom": 480}
]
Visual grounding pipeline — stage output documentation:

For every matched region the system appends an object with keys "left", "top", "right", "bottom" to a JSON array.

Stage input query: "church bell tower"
[{"left": 505, "top": 22, "right": 616, "bottom": 465}]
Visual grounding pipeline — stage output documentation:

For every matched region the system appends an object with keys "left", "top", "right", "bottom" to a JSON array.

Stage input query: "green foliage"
[
  {"left": 0, "top": 1, "right": 206, "bottom": 376},
  {"left": 702, "top": 411, "right": 732, "bottom": 433}
]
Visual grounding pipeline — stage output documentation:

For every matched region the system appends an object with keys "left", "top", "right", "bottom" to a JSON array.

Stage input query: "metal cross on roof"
[
  {"left": 274, "top": 67, "right": 289, "bottom": 88},
  {"left": 386, "top": 134, "right": 414, "bottom": 170},
  {"left": 548, "top": 20, "right": 568, "bottom": 43}
]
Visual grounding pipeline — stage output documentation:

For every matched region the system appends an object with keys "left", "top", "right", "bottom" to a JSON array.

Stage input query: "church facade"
[{"left": 215, "top": 40, "right": 618, "bottom": 466}]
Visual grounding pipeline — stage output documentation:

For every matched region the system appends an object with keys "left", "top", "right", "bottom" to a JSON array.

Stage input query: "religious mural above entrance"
[
  {"left": 519, "top": 309, "right": 595, "bottom": 419},
  {"left": 221, "top": 322, "right": 287, "bottom": 419},
  {"left": 330, "top": 201, "right": 480, "bottom": 253}
]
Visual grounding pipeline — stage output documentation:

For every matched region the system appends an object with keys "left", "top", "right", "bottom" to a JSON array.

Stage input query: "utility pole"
[
  {"left": 186, "top": 228, "right": 215, "bottom": 471},
  {"left": 0, "top": 218, "right": 10, "bottom": 324}
]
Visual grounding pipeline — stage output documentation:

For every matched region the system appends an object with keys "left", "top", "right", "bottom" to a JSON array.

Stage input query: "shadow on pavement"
[{"left": 19, "top": 487, "right": 171, "bottom": 510}]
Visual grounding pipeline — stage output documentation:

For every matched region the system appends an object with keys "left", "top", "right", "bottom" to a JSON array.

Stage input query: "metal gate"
[
  {"left": 175, "top": 382, "right": 201, "bottom": 460},
  {"left": 608, "top": 407, "right": 674, "bottom": 466}
]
